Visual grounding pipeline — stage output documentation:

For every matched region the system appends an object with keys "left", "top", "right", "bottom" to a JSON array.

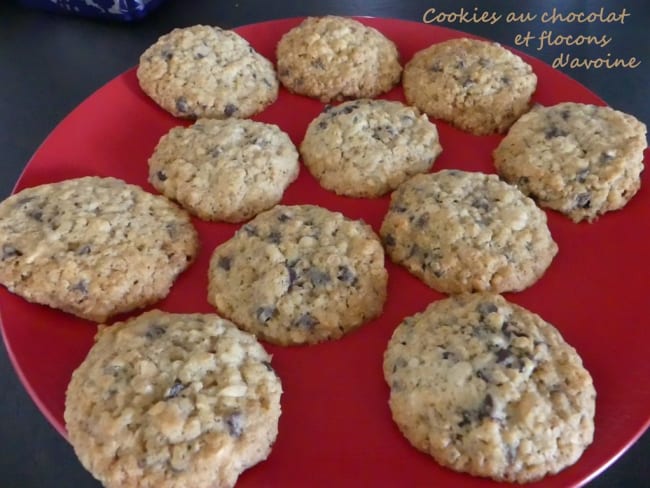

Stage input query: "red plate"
[{"left": 1, "top": 17, "right": 648, "bottom": 488}]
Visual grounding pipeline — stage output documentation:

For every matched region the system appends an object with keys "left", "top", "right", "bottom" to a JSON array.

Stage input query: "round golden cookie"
[
  {"left": 380, "top": 170, "right": 558, "bottom": 294},
  {"left": 300, "top": 99, "right": 442, "bottom": 197},
  {"left": 65, "top": 310, "right": 283, "bottom": 488},
  {"left": 137, "top": 25, "right": 278, "bottom": 119},
  {"left": 276, "top": 16, "right": 402, "bottom": 102},
  {"left": 494, "top": 102, "right": 647, "bottom": 222},
  {"left": 208, "top": 205, "right": 388, "bottom": 345},
  {"left": 0, "top": 177, "right": 198, "bottom": 322},
  {"left": 383, "top": 293, "right": 596, "bottom": 483},
  {"left": 403, "top": 38, "right": 537, "bottom": 135},
  {"left": 149, "top": 118, "right": 299, "bottom": 222}
]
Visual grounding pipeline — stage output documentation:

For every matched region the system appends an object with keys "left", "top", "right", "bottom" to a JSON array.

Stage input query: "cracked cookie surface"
[
  {"left": 276, "top": 16, "right": 402, "bottom": 102},
  {"left": 0, "top": 177, "right": 198, "bottom": 322},
  {"left": 380, "top": 170, "right": 557, "bottom": 294},
  {"left": 403, "top": 38, "right": 537, "bottom": 135},
  {"left": 300, "top": 99, "right": 442, "bottom": 197},
  {"left": 494, "top": 102, "right": 647, "bottom": 222},
  {"left": 65, "top": 310, "right": 282, "bottom": 488},
  {"left": 149, "top": 118, "right": 299, "bottom": 222},
  {"left": 383, "top": 293, "right": 596, "bottom": 483},
  {"left": 137, "top": 25, "right": 278, "bottom": 119},
  {"left": 208, "top": 205, "right": 387, "bottom": 345}
]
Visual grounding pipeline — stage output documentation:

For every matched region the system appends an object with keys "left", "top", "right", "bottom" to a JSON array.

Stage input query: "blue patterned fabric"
[{"left": 19, "top": 0, "right": 167, "bottom": 21}]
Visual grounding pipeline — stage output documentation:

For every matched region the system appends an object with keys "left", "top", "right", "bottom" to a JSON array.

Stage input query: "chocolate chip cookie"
[
  {"left": 137, "top": 25, "right": 278, "bottom": 119},
  {"left": 149, "top": 118, "right": 299, "bottom": 222},
  {"left": 494, "top": 102, "right": 647, "bottom": 222},
  {"left": 383, "top": 293, "right": 596, "bottom": 483},
  {"left": 0, "top": 177, "right": 198, "bottom": 322},
  {"left": 65, "top": 310, "right": 282, "bottom": 488},
  {"left": 403, "top": 38, "right": 537, "bottom": 135},
  {"left": 300, "top": 99, "right": 442, "bottom": 197},
  {"left": 380, "top": 170, "right": 557, "bottom": 293},
  {"left": 207, "top": 204, "right": 387, "bottom": 345},
  {"left": 276, "top": 16, "right": 402, "bottom": 102}
]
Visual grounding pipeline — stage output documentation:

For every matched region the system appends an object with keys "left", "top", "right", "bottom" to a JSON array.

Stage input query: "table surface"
[{"left": 0, "top": 0, "right": 648, "bottom": 486}]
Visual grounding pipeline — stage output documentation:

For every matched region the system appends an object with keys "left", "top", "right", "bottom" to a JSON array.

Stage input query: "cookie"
[
  {"left": 494, "top": 102, "right": 647, "bottom": 222},
  {"left": 0, "top": 177, "right": 198, "bottom": 322},
  {"left": 149, "top": 119, "right": 300, "bottom": 222},
  {"left": 403, "top": 38, "right": 537, "bottom": 135},
  {"left": 380, "top": 170, "right": 557, "bottom": 294},
  {"left": 207, "top": 205, "right": 387, "bottom": 345},
  {"left": 276, "top": 16, "right": 402, "bottom": 102},
  {"left": 137, "top": 25, "right": 278, "bottom": 119},
  {"left": 383, "top": 293, "right": 596, "bottom": 483},
  {"left": 65, "top": 310, "right": 282, "bottom": 488},
  {"left": 300, "top": 99, "right": 442, "bottom": 197}
]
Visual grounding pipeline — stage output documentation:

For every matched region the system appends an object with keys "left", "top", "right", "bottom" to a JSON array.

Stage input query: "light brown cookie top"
[
  {"left": 300, "top": 99, "right": 442, "bottom": 197},
  {"left": 403, "top": 38, "right": 537, "bottom": 135},
  {"left": 65, "top": 310, "right": 282, "bottom": 488},
  {"left": 383, "top": 293, "right": 596, "bottom": 483},
  {"left": 380, "top": 170, "right": 558, "bottom": 294},
  {"left": 0, "top": 177, "right": 198, "bottom": 322},
  {"left": 494, "top": 102, "right": 647, "bottom": 222},
  {"left": 137, "top": 25, "right": 278, "bottom": 119},
  {"left": 149, "top": 118, "right": 299, "bottom": 222},
  {"left": 208, "top": 204, "right": 387, "bottom": 345},
  {"left": 276, "top": 16, "right": 402, "bottom": 102}
]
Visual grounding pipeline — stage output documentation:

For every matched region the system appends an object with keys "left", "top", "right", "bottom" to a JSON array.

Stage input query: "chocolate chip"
[
  {"left": 477, "top": 302, "right": 498, "bottom": 316},
  {"left": 455, "top": 60, "right": 466, "bottom": 70},
  {"left": 256, "top": 306, "right": 276, "bottom": 324},
  {"left": 317, "top": 120, "right": 328, "bottom": 129},
  {"left": 145, "top": 325, "right": 166, "bottom": 340},
  {"left": 501, "top": 75, "right": 511, "bottom": 85},
  {"left": 16, "top": 196, "right": 35, "bottom": 206},
  {"left": 501, "top": 320, "right": 527, "bottom": 338},
  {"left": 243, "top": 224, "right": 258, "bottom": 236},
  {"left": 262, "top": 361, "right": 274, "bottom": 372},
  {"left": 286, "top": 263, "right": 298, "bottom": 288},
  {"left": 390, "top": 204, "right": 407, "bottom": 213},
  {"left": 517, "top": 176, "right": 530, "bottom": 187},
  {"left": 337, "top": 266, "right": 357, "bottom": 285},
  {"left": 278, "top": 213, "right": 291, "bottom": 222},
  {"left": 599, "top": 151, "right": 615, "bottom": 164},
  {"left": 576, "top": 192, "right": 591, "bottom": 209},
  {"left": 383, "top": 234, "right": 396, "bottom": 247},
  {"left": 77, "top": 245, "right": 92, "bottom": 256},
  {"left": 209, "top": 146, "right": 222, "bottom": 158},
  {"left": 544, "top": 126, "right": 567, "bottom": 139},
  {"left": 165, "top": 380, "right": 186, "bottom": 399},
  {"left": 430, "top": 63, "right": 443, "bottom": 72},
  {"left": 70, "top": 279, "right": 89, "bottom": 295},
  {"left": 471, "top": 197, "right": 490, "bottom": 212},
  {"left": 161, "top": 49, "right": 173, "bottom": 61},
  {"left": 267, "top": 231, "right": 282, "bottom": 244},
  {"left": 224, "top": 103, "right": 238, "bottom": 117},
  {"left": 476, "top": 369, "right": 489, "bottom": 382},
  {"left": 156, "top": 171, "right": 167, "bottom": 181},
  {"left": 415, "top": 213, "right": 429, "bottom": 228},
  {"left": 2, "top": 244, "right": 22, "bottom": 260},
  {"left": 295, "top": 313, "right": 318, "bottom": 328},
  {"left": 311, "top": 58, "right": 325, "bottom": 69},
  {"left": 217, "top": 256, "right": 231, "bottom": 271},
  {"left": 194, "top": 52, "right": 206, "bottom": 60},
  {"left": 27, "top": 209, "right": 43, "bottom": 222},
  {"left": 458, "top": 411, "right": 472, "bottom": 428},
  {"left": 560, "top": 109, "right": 571, "bottom": 120},
  {"left": 225, "top": 412, "right": 244, "bottom": 438},
  {"left": 478, "top": 58, "right": 491, "bottom": 68},
  {"left": 308, "top": 268, "right": 330, "bottom": 286},
  {"left": 478, "top": 394, "right": 494, "bottom": 420},
  {"left": 166, "top": 222, "right": 178, "bottom": 238},
  {"left": 576, "top": 168, "right": 589, "bottom": 183},
  {"left": 496, "top": 348, "right": 513, "bottom": 363},
  {"left": 176, "top": 97, "right": 190, "bottom": 114},
  {"left": 442, "top": 351, "right": 454, "bottom": 360}
]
